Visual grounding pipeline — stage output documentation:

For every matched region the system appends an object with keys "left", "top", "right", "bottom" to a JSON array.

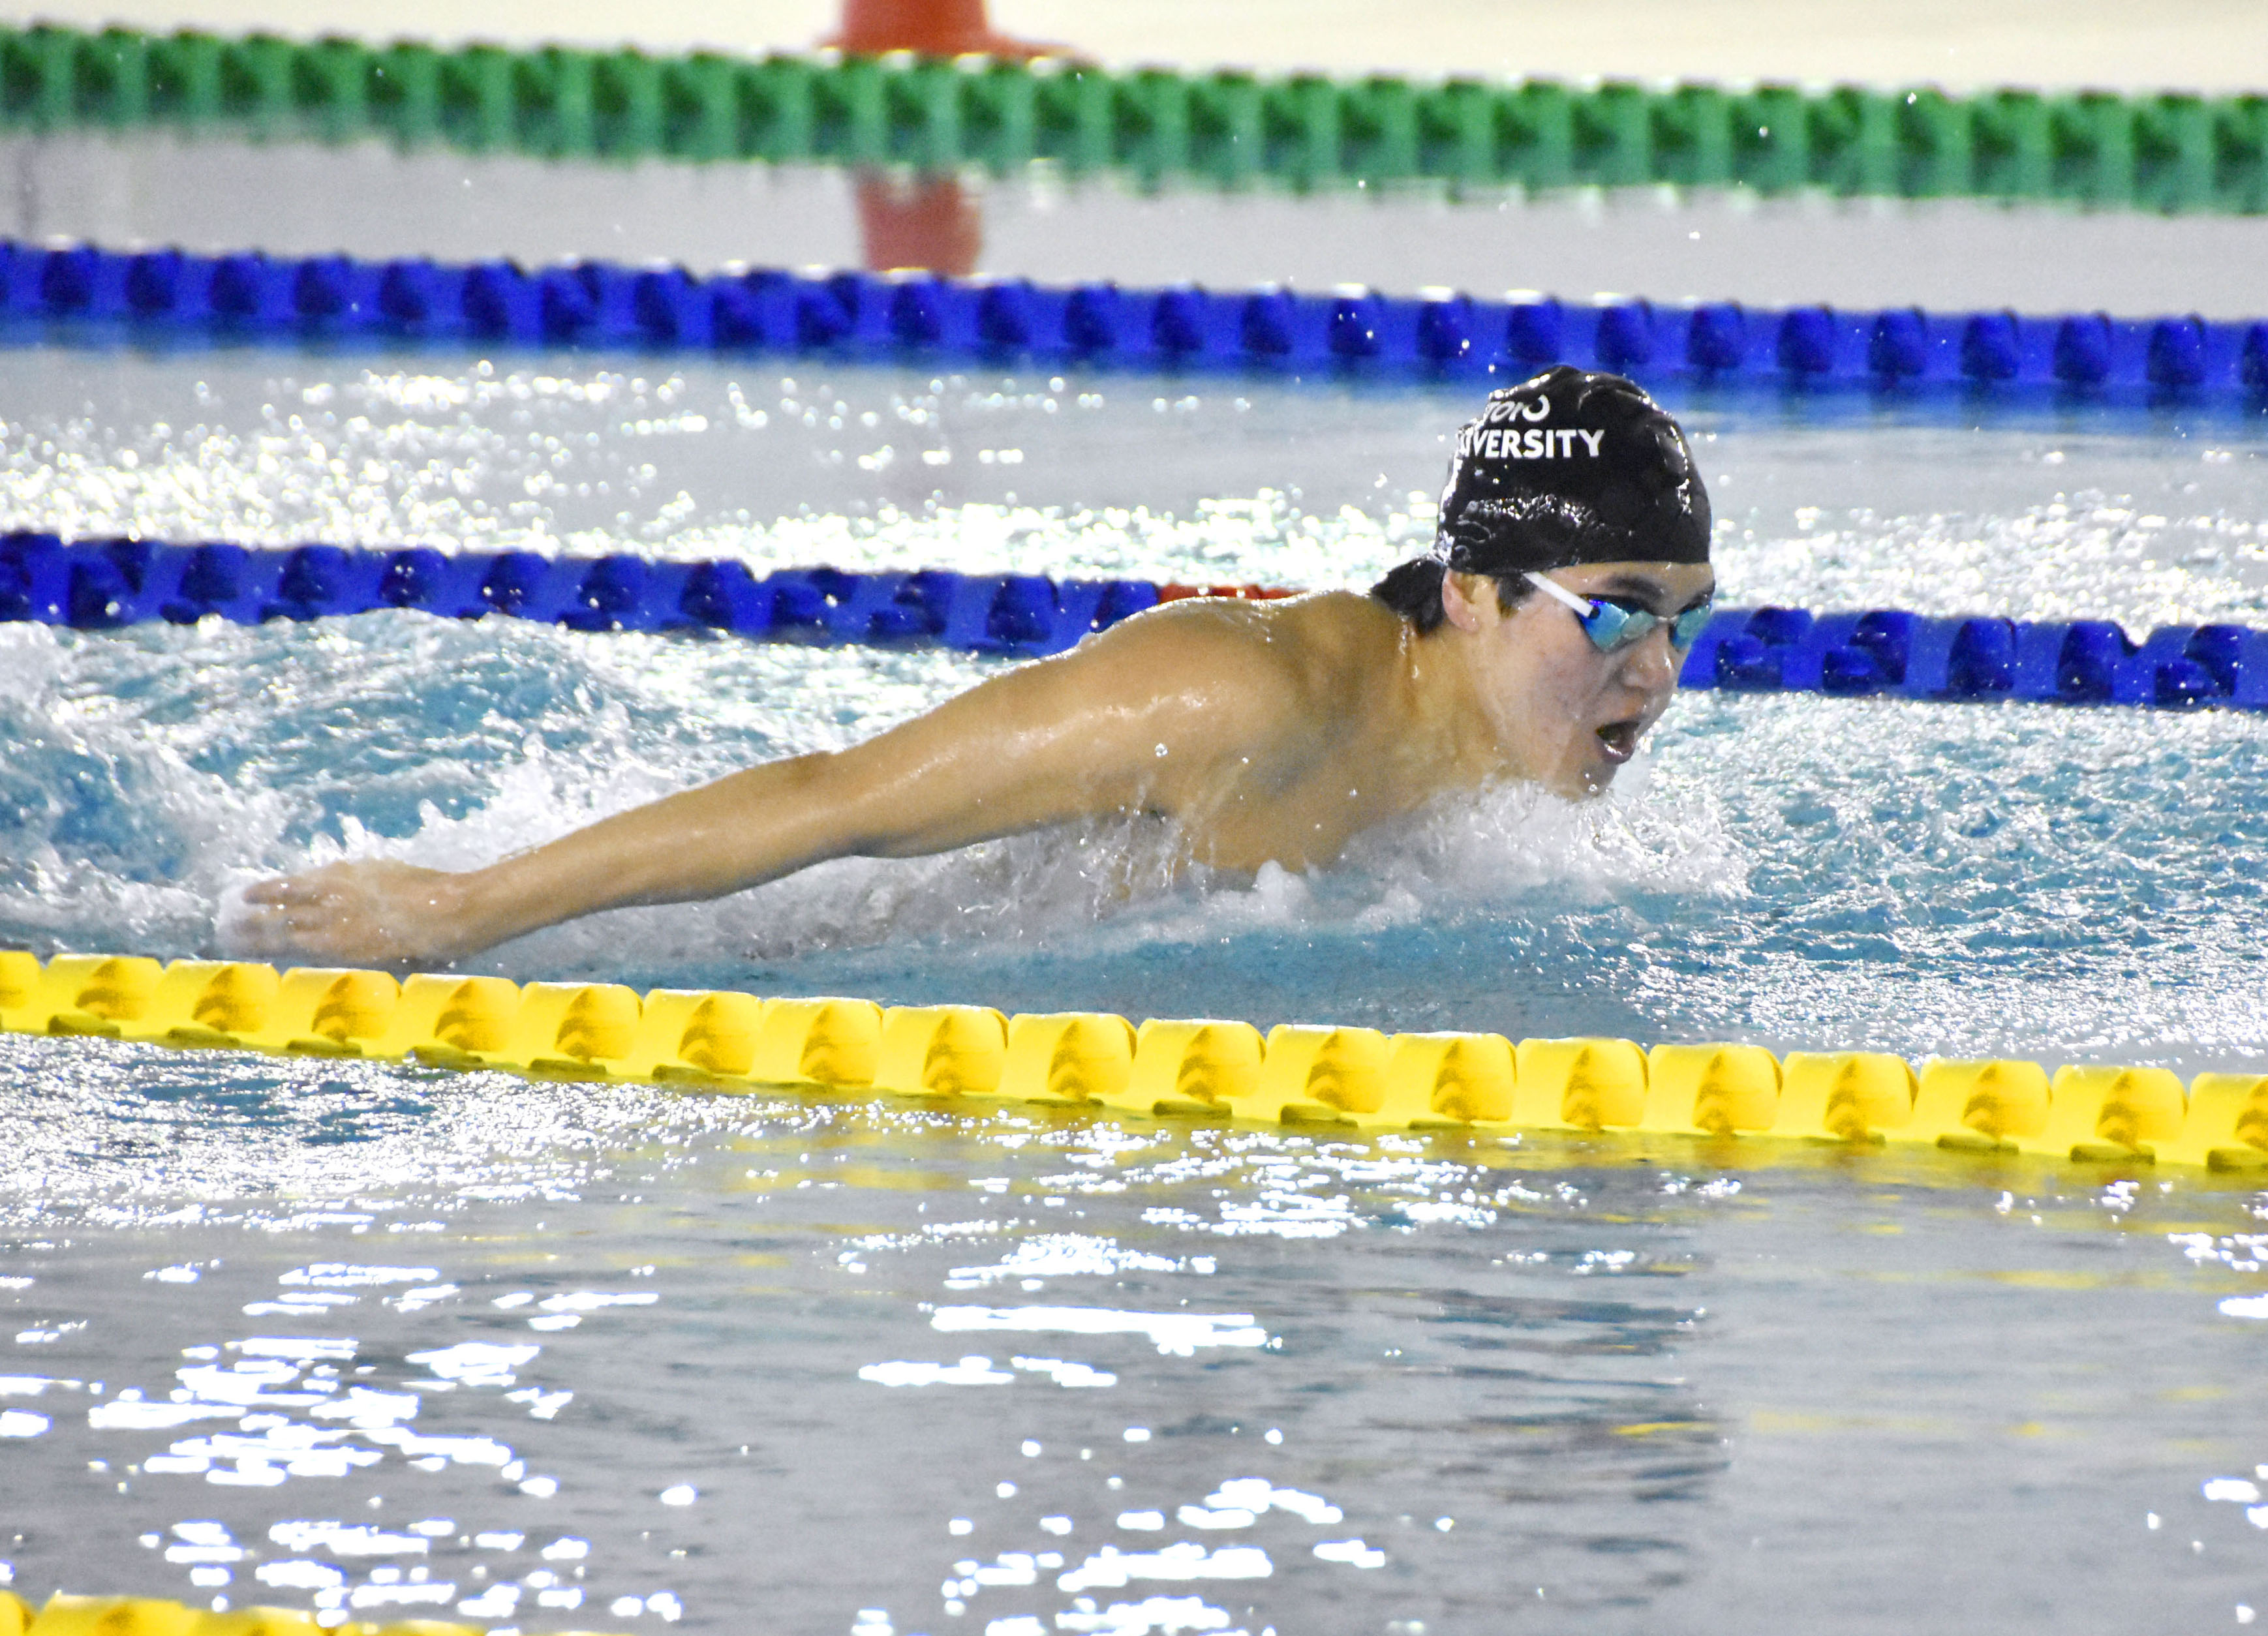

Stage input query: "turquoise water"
[{"left": 3, "top": 349, "right": 2268, "bottom": 1633}]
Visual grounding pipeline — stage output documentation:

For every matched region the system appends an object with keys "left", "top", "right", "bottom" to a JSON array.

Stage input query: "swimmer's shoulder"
[{"left": 1077, "top": 587, "right": 1399, "bottom": 708}]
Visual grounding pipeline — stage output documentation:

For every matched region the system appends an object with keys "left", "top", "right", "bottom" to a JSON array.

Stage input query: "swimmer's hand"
[{"left": 232, "top": 861, "right": 476, "bottom": 971}]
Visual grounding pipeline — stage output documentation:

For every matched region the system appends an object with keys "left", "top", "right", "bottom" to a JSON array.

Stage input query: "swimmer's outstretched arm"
[{"left": 236, "top": 604, "right": 1310, "bottom": 969}]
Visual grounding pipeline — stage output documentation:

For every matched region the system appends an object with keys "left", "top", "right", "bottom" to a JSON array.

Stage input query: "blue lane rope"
[
  {"left": 7, "top": 532, "right": 2266, "bottom": 711},
  {"left": 0, "top": 532, "right": 1168, "bottom": 658},
  {"left": 1681, "top": 605, "right": 2268, "bottom": 710},
  {"left": 5, "top": 237, "right": 2268, "bottom": 405}
]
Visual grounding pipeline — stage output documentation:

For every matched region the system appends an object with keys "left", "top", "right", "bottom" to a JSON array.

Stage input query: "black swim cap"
[{"left": 1433, "top": 366, "right": 1711, "bottom": 573}]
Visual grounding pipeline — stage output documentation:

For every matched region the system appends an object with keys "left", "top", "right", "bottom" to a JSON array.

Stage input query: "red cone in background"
[
  {"left": 829, "top": 3, "right": 1077, "bottom": 275},
  {"left": 828, "top": 0, "right": 1063, "bottom": 59},
  {"left": 857, "top": 173, "right": 983, "bottom": 276}
]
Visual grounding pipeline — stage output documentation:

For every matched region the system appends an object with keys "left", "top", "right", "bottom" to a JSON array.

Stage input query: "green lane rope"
[{"left": 1, "top": 24, "right": 2263, "bottom": 213}]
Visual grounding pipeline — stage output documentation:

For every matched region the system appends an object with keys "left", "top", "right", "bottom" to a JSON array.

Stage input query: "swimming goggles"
[{"left": 1524, "top": 571, "right": 1715, "bottom": 654}]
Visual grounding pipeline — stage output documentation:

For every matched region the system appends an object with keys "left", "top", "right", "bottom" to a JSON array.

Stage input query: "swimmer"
[{"left": 236, "top": 365, "right": 1716, "bottom": 968}]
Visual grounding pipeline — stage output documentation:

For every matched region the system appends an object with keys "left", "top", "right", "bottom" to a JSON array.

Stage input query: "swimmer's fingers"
[
  {"left": 225, "top": 906, "right": 334, "bottom": 958},
  {"left": 240, "top": 873, "right": 367, "bottom": 916},
  {"left": 239, "top": 876, "right": 314, "bottom": 907},
  {"left": 229, "top": 883, "right": 371, "bottom": 956},
  {"left": 234, "top": 892, "right": 351, "bottom": 932},
  {"left": 241, "top": 859, "right": 378, "bottom": 904}
]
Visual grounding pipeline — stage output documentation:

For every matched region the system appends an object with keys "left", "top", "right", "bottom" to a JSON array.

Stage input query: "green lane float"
[
  {"left": 5, "top": 950, "right": 2265, "bottom": 1172},
  {"left": 0, "top": 23, "right": 2262, "bottom": 213}
]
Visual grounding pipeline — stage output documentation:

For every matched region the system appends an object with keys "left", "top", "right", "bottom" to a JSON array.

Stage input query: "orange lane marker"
[{"left": 826, "top": 0, "right": 1067, "bottom": 61}]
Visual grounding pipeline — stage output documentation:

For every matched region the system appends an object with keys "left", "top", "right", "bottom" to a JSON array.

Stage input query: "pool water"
[
  {"left": 3, "top": 348, "right": 2268, "bottom": 1634},
  {"left": 7, "top": 1039, "right": 2268, "bottom": 1635},
  {"left": 14, "top": 129, "right": 2268, "bottom": 319}
]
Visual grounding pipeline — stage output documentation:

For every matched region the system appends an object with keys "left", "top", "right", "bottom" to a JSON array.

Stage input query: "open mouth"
[{"left": 1594, "top": 718, "right": 1642, "bottom": 764}]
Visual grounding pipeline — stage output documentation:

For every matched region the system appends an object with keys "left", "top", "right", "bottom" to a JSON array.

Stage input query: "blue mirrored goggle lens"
[
  {"left": 1577, "top": 600, "right": 1636, "bottom": 650},
  {"left": 1576, "top": 598, "right": 1715, "bottom": 654}
]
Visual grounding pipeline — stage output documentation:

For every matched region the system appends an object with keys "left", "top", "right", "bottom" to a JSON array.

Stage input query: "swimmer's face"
[{"left": 1442, "top": 560, "right": 1715, "bottom": 798}]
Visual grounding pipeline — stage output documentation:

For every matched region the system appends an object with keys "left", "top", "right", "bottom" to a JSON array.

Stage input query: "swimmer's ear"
[{"left": 1439, "top": 570, "right": 1495, "bottom": 634}]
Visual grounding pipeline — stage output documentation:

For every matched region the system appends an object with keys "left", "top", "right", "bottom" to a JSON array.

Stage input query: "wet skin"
[{"left": 237, "top": 559, "right": 1715, "bottom": 967}]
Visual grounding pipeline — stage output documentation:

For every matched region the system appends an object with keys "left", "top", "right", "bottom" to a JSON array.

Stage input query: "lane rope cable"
[{"left": 8, "top": 533, "right": 2265, "bottom": 713}]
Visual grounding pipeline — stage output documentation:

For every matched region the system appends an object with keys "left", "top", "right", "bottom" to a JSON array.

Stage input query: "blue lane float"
[
  {"left": 4, "top": 237, "right": 2268, "bottom": 406},
  {"left": 0, "top": 532, "right": 1162, "bottom": 657},
  {"left": 1679, "top": 605, "right": 2268, "bottom": 710},
  {"left": 7, "top": 531, "right": 2267, "bottom": 712}
]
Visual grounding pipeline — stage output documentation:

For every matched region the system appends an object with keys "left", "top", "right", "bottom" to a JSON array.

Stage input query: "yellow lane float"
[
  {"left": 0, "top": 1590, "right": 625, "bottom": 1636},
  {"left": 3, "top": 952, "right": 2265, "bottom": 1172}
]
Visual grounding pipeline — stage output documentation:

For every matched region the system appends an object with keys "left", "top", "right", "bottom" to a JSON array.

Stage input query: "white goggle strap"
[{"left": 1522, "top": 570, "right": 1594, "bottom": 616}]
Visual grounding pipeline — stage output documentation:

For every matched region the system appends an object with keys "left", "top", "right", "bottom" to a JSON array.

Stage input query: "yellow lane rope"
[
  {"left": 1, "top": 1589, "right": 623, "bottom": 1635},
  {"left": 4, "top": 951, "right": 2265, "bottom": 1172}
]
